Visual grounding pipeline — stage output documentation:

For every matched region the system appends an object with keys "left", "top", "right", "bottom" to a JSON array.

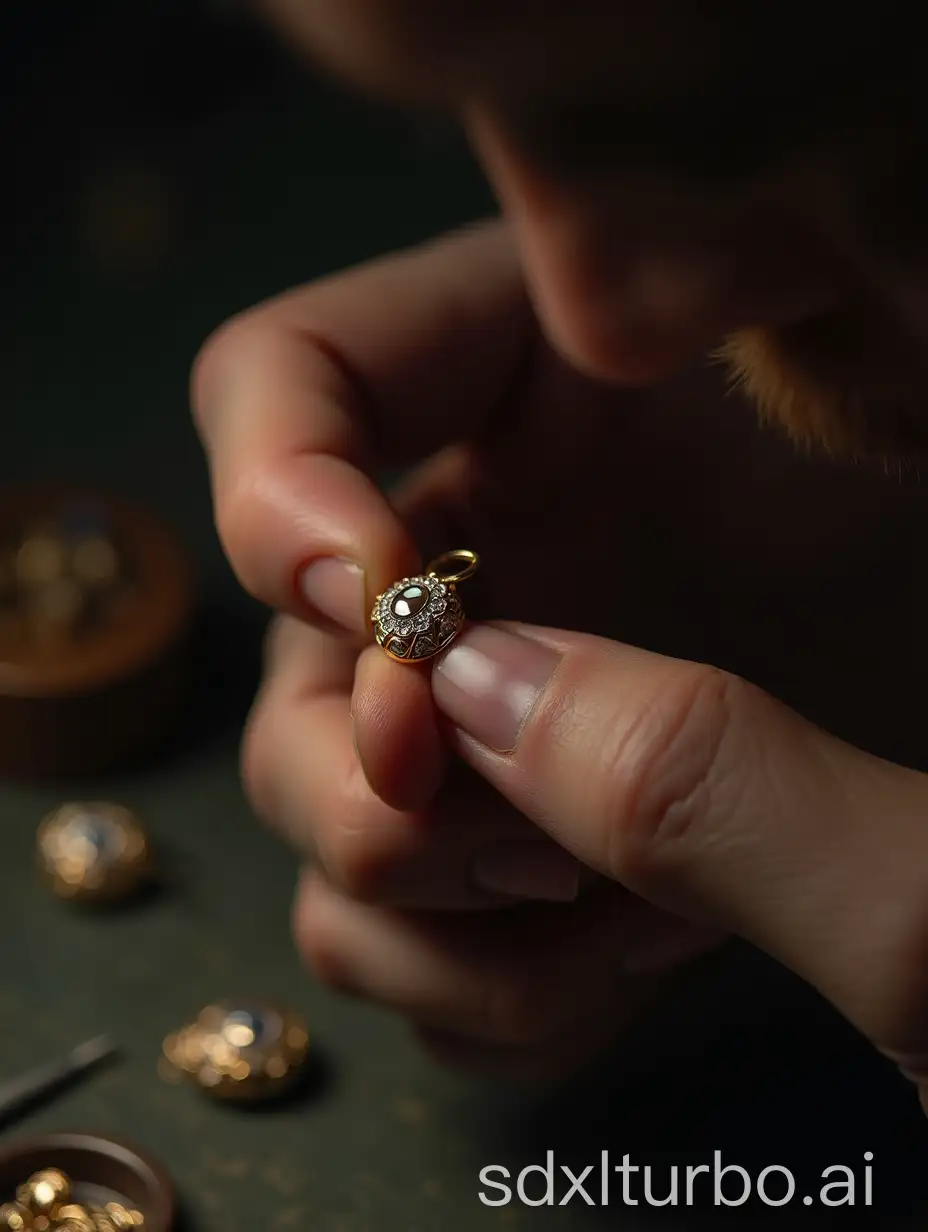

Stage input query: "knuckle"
[{"left": 604, "top": 664, "right": 741, "bottom": 881}]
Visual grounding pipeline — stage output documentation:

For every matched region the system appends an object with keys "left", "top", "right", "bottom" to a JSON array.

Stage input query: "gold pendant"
[
  {"left": 36, "top": 803, "right": 152, "bottom": 904},
  {"left": 371, "top": 549, "right": 478, "bottom": 663},
  {"left": 161, "top": 1002, "right": 310, "bottom": 1103}
]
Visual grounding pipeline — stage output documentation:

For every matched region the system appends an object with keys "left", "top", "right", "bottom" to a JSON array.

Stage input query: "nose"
[
  {"left": 544, "top": 250, "right": 731, "bottom": 383},
  {"left": 469, "top": 108, "right": 838, "bottom": 385},
  {"left": 470, "top": 117, "right": 734, "bottom": 383},
  {"left": 512, "top": 208, "right": 732, "bottom": 384}
]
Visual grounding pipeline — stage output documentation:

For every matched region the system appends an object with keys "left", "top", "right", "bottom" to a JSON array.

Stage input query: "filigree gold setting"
[{"left": 371, "top": 550, "right": 478, "bottom": 664}]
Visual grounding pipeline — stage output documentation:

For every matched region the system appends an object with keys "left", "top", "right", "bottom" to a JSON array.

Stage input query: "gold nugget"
[
  {"left": 0, "top": 1202, "right": 32, "bottom": 1231},
  {"left": 16, "top": 1171, "right": 70, "bottom": 1216},
  {"left": 52, "top": 1207, "right": 94, "bottom": 1232}
]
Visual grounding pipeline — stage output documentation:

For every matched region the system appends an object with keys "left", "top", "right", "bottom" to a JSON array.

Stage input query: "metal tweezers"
[{"left": 0, "top": 1035, "right": 117, "bottom": 1130}]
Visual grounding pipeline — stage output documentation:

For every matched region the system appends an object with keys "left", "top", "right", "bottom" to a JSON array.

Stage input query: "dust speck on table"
[
  {"left": 392, "top": 1095, "right": 430, "bottom": 1126},
  {"left": 261, "top": 1161, "right": 303, "bottom": 1197},
  {"left": 274, "top": 1205, "right": 307, "bottom": 1228}
]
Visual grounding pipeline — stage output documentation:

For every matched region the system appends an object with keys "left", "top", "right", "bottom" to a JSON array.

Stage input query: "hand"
[
  {"left": 193, "top": 220, "right": 928, "bottom": 1083},
  {"left": 426, "top": 619, "right": 928, "bottom": 1107}
]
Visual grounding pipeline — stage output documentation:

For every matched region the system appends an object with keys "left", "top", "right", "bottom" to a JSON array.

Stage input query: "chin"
[{"left": 717, "top": 304, "right": 928, "bottom": 467}]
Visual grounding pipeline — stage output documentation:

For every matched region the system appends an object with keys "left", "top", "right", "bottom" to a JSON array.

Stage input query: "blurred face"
[{"left": 264, "top": 0, "right": 928, "bottom": 460}]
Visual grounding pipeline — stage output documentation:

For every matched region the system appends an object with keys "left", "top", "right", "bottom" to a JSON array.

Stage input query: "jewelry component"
[{"left": 371, "top": 549, "right": 478, "bottom": 663}]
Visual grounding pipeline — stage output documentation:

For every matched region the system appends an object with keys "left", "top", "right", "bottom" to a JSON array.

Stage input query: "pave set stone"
[{"left": 371, "top": 574, "right": 463, "bottom": 660}]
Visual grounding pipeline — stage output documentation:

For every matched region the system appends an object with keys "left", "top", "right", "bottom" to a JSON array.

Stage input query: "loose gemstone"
[{"left": 391, "top": 584, "right": 428, "bottom": 618}]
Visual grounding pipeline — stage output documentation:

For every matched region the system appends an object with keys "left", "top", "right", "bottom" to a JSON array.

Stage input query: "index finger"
[{"left": 192, "top": 220, "right": 529, "bottom": 627}]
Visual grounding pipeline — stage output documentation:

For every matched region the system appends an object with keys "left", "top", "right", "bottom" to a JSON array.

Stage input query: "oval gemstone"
[{"left": 391, "top": 584, "right": 428, "bottom": 618}]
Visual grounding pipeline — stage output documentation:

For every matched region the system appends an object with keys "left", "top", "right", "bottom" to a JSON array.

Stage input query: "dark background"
[{"left": 2, "top": 3, "right": 928, "bottom": 1228}]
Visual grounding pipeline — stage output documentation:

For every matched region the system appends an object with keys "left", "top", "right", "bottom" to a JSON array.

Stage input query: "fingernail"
[
  {"left": 301, "top": 557, "right": 366, "bottom": 633},
  {"left": 433, "top": 625, "right": 559, "bottom": 752},
  {"left": 473, "top": 842, "right": 581, "bottom": 903}
]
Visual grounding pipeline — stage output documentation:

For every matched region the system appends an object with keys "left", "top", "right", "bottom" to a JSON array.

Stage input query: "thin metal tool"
[{"left": 0, "top": 1034, "right": 117, "bottom": 1129}]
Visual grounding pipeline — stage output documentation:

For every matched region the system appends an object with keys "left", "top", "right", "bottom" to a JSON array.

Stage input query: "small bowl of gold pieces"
[{"left": 0, "top": 1135, "right": 173, "bottom": 1232}]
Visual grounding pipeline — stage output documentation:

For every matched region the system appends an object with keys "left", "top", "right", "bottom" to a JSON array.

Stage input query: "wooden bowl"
[
  {"left": 0, "top": 1131, "right": 175, "bottom": 1231},
  {"left": 0, "top": 483, "right": 195, "bottom": 779}
]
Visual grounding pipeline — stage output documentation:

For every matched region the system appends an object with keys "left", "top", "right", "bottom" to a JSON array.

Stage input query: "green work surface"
[{"left": 3, "top": 16, "right": 928, "bottom": 1228}]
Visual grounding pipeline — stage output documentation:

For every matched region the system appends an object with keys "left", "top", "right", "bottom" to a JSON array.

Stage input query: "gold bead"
[
  {"left": 101, "top": 1204, "right": 142, "bottom": 1231},
  {"left": 52, "top": 1207, "right": 94, "bottom": 1232},
  {"left": 15, "top": 530, "right": 68, "bottom": 588},
  {"left": 23, "top": 577, "right": 87, "bottom": 642},
  {"left": 17, "top": 1171, "right": 70, "bottom": 1215},
  {"left": 0, "top": 1202, "right": 32, "bottom": 1231},
  {"left": 70, "top": 536, "right": 121, "bottom": 589}
]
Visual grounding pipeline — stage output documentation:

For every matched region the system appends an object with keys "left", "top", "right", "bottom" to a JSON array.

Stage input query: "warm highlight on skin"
[{"left": 719, "top": 306, "right": 928, "bottom": 465}]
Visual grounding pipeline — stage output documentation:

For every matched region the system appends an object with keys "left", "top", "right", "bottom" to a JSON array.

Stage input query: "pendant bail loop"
[{"left": 425, "top": 549, "right": 479, "bottom": 585}]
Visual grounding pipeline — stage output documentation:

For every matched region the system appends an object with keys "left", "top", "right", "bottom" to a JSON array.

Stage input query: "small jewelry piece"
[
  {"left": 37, "top": 803, "right": 152, "bottom": 904},
  {"left": 52, "top": 1207, "right": 95, "bottom": 1232},
  {"left": 15, "top": 1169, "right": 70, "bottom": 1217},
  {"left": 6, "top": 510, "right": 124, "bottom": 649},
  {"left": 371, "top": 549, "right": 478, "bottom": 663},
  {"left": 161, "top": 1001, "right": 310, "bottom": 1103},
  {"left": 1, "top": 1203, "right": 32, "bottom": 1231},
  {"left": 2, "top": 1175, "right": 143, "bottom": 1232}
]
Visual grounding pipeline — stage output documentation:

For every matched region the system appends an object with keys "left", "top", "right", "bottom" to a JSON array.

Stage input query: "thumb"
[{"left": 432, "top": 621, "right": 928, "bottom": 1103}]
